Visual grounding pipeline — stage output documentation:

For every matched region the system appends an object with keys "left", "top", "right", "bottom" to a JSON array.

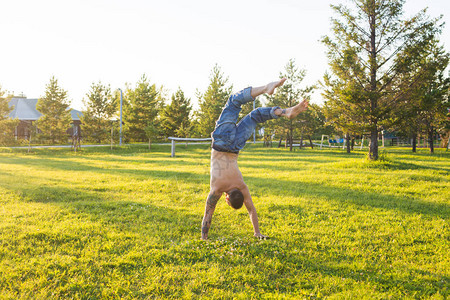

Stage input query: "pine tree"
[
  {"left": 123, "top": 75, "right": 163, "bottom": 142},
  {"left": 81, "top": 82, "right": 117, "bottom": 144},
  {"left": 321, "top": 75, "right": 366, "bottom": 153},
  {"left": 36, "top": 77, "right": 72, "bottom": 144},
  {"left": 266, "top": 59, "right": 312, "bottom": 151},
  {"left": 144, "top": 122, "right": 160, "bottom": 150},
  {"left": 322, "top": 0, "right": 441, "bottom": 160},
  {"left": 176, "top": 122, "right": 192, "bottom": 148},
  {"left": 294, "top": 103, "right": 328, "bottom": 150},
  {"left": 0, "top": 87, "right": 19, "bottom": 146},
  {"left": 410, "top": 41, "right": 449, "bottom": 153},
  {"left": 160, "top": 88, "right": 192, "bottom": 138},
  {"left": 196, "top": 65, "right": 233, "bottom": 137},
  {"left": 394, "top": 39, "right": 449, "bottom": 152}
]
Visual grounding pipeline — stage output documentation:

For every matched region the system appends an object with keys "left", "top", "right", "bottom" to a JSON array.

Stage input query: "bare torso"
[{"left": 210, "top": 149, "right": 246, "bottom": 193}]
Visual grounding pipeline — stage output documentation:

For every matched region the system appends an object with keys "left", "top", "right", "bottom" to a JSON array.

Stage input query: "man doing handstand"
[{"left": 201, "top": 78, "right": 308, "bottom": 240}]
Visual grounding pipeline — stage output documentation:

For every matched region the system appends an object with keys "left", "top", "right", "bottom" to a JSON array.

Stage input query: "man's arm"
[
  {"left": 241, "top": 185, "right": 268, "bottom": 239},
  {"left": 201, "top": 191, "right": 222, "bottom": 240}
]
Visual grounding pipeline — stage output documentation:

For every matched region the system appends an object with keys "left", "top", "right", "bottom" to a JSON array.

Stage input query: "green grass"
[{"left": 0, "top": 144, "right": 448, "bottom": 299}]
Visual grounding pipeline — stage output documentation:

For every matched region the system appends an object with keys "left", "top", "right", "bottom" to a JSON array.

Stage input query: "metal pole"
[
  {"left": 171, "top": 139, "right": 175, "bottom": 157},
  {"left": 118, "top": 88, "right": 123, "bottom": 146}
]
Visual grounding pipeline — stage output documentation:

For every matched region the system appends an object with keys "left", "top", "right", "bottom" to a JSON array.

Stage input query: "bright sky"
[{"left": 1, "top": 0, "right": 449, "bottom": 110}]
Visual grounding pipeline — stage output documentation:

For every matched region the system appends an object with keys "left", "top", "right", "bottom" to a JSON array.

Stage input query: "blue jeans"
[{"left": 212, "top": 87, "right": 280, "bottom": 153}]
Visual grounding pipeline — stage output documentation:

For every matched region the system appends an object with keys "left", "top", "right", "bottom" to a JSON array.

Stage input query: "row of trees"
[
  {"left": 321, "top": 0, "right": 450, "bottom": 159},
  {"left": 1, "top": 0, "right": 449, "bottom": 160},
  {"left": 77, "top": 62, "right": 328, "bottom": 149},
  {"left": 80, "top": 65, "right": 228, "bottom": 147},
  {"left": 75, "top": 0, "right": 450, "bottom": 159},
  {"left": 1, "top": 55, "right": 448, "bottom": 157}
]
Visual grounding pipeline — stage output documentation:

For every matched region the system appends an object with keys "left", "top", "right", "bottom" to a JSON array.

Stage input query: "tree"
[
  {"left": 439, "top": 108, "right": 450, "bottom": 149},
  {"left": 123, "top": 75, "right": 163, "bottom": 142},
  {"left": 160, "top": 88, "right": 192, "bottom": 138},
  {"left": 394, "top": 40, "right": 449, "bottom": 153},
  {"left": 0, "top": 87, "right": 19, "bottom": 146},
  {"left": 81, "top": 82, "right": 117, "bottom": 144},
  {"left": 322, "top": 0, "right": 441, "bottom": 160},
  {"left": 294, "top": 103, "right": 327, "bottom": 150},
  {"left": 413, "top": 42, "right": 449, "bottom": 153},
  {"left": 176, "top": 121, "right": 192, "bottom": 148},
  {"left": 36, "top": 77, "right": 72, "bottom": 144},
  {"left": 144, "top": 122, "right": 160, "bottom": 150},
  {"left": 322, "top": 76, "right": 367, "bottom": 153},
  {"left": 266, "top": 59, "right": 312, "bottom": 151},
  {"left": 196, "top": 65, "right": 233, "bottom": 137}
]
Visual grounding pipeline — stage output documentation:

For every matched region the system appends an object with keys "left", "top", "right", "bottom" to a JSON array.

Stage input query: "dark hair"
[{"left": 228, "top": 189, "right": 244, "bottom": 209}]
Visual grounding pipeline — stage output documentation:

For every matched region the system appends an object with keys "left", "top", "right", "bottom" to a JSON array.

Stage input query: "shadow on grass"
[
  {"left": 0, "top": 175, "right": 200, "bottom": 244},
  {"left": 251, "top": 175, "right": 449, "bottom": 219},
  {"left": 1, "top": 151, "right": 448, "bottom": 298},
  {"left": 1, "top": 151, "right": 448, "bottom": 220},
  {"left": 376, "top": 159, "right": 450, "bottom": 173}
]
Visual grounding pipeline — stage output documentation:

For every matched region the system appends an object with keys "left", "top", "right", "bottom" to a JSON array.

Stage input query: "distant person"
[{"left": 201, "top": 78, "right": 309, "bottom": 240}]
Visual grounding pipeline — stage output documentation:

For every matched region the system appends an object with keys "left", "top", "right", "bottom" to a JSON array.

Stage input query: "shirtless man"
[{"left": 201, "top": 78, "right": 309, "bottom": 240}]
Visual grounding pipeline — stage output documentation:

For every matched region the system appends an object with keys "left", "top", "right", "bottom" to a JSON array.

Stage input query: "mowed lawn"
[{"left": 0, "top": 144, "right": 448, "bottom": 299}]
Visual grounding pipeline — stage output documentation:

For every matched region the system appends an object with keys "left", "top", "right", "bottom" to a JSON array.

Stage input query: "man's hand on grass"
[{"left": 254, "top": 233, "right": 269, "bottom": 240}]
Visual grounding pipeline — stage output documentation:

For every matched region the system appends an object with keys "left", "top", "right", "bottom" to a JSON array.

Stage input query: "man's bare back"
[
  {"left": 210, "top": 149, "right": 245, "bottom": 194},
  {"left": 202, "top": 150, "right": 263, "bottom": 240}
]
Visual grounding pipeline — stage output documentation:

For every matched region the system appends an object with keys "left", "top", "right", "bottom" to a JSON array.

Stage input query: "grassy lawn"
[{"left": 0, "top": 144, "right": 448, "bottom": 299}]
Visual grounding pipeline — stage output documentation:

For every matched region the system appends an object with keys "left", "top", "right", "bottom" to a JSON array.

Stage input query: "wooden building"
[{"left": 8, "top": 97, "right": 83, "bottom": 140}]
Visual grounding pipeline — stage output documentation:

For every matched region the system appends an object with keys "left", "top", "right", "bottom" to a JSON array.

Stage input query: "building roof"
[{"left": 8, "top": 97, "right": 82, "bottom": 121}]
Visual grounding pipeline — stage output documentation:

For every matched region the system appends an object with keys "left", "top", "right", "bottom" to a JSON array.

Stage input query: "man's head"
[{"left": 225, "top": 188, "right": 244, "bottom": 209}]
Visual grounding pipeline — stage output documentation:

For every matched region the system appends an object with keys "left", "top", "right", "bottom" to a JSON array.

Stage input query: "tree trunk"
[
  {"left": 346, "top": 132, "right": 351, "bottom": 153},
  {"left": 299, "top": 133, "right": 304, "bottom": 149},
  {"left": 278, "top": 137, "right": 283, "bottom": 148},
  {"left": 429, "top": 125, "right": 434, "bottom": 153},
  {"left": 149, "top": 138, "right": 151, "bottom": 150},
  {"left": 289, "top": 127, "right": 293, "bottom": 152},
  {"left": 28, "top": 130, "right": 32, "bottom": 153},
  {"left": 368, "top": 9, "right": 379, "bottom": 161},
  {"left": 111, "top": 127, "right": 114, "bottom": 150},
  {"left": 351, "top": 138, "right": 355, "bottom": 150},
  {"left": 290, "top": 134, "right": 294, "bottom": 151},
  {"left": 369, "top": 128, "right": 379, "bottom": 160},
  {"left": 412, "top": 132, "right": 417, "bottom": 153},
  {"left": 309, "top": 136, "right": 314, "bottom": 149}
]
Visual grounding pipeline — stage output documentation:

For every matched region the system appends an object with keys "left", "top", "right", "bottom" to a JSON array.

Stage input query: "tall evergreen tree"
[
  {"left": 196, "top": 65, "right": 233, "bottom": 137},
  {"left": 394, "top": 39, "right": 449, "bottom": 152},
  {"left": 411, "top": 41, "right": 449, "bottom": 153},
  {"left": 322, "top": 75, "right": 366, "bottom": 153},
  {"left": 81, "top": 82, "right": 117, "bottom": 143},
  {"left": 322, "top": 0, "right": 441, "bottom": 160},
  {"left": 0, "top": 87, "right": 19, "bottom": 146},
  {"left": 123, "top": 75, "right": 163, "bottom": 142},
  {"left": 160, "top": 88, "right": 192, "bottom": 137},
  {"left": 266, "top": 59, "right": 312, "bottom": 151},
  {"left": 36, "top": 77, "right": 72, "bottom": 144}
]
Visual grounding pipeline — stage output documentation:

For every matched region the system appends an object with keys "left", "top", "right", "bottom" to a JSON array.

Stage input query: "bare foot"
[
  {"left": 277, "top": 99, "right": 309, "bottom": 119},
  {"left": 265, "top": 78, "right": 286, "bottom": 95}
]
